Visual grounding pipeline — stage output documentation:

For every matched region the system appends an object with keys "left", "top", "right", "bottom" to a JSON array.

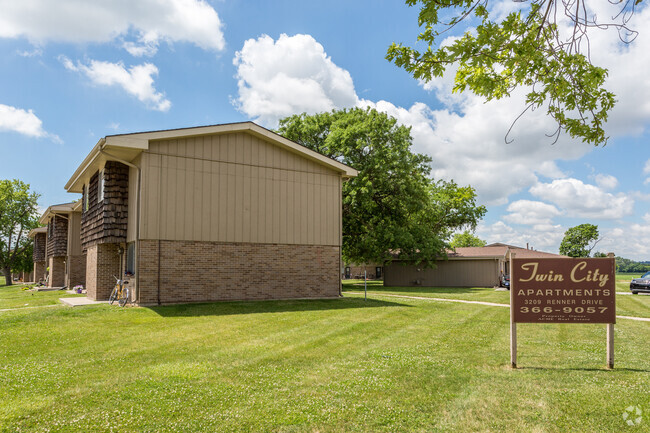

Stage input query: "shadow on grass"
[
  {"left": 342, "top": 281, "right": 484, "bottom": 295},
  {"left": 147, "top": 296, "right": 409, "bottom": 318},
  {"left": 518, "top": 366, "right": 650, "bottom": 373}
]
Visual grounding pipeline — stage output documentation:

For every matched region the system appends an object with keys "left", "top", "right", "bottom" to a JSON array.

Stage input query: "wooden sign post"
[{"left": 509, "top": 255, "right": 616, "bottom": 369}]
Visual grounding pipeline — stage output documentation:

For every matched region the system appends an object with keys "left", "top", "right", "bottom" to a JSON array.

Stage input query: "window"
[
  {"left": 375, "top": 267, "right": 382, "bottom": 279},
  {"left": 344, "top": 267, "right": 351, "bottom": 279},
  {"left": 98, "top": 169, "right": 105, "bottom": 202},
  {"left": 125, "top": 242, "right": 135, "bottom": 275},
  {"left": 83, "top": 184, "right": 89, "bottom": 212}
]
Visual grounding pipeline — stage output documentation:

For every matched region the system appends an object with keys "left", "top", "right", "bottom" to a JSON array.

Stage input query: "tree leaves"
[
  {"left": 387, "top": 0, "right": 634, "bottom": 145},
  {"left": 0, "top": 179, "right": 40, "bottom": 282},
  {"left": 278, "top": 108, "right": 486, "bottom": 266},
  {"left": 450, "top": 230, "right": 487, "bottom": 248},
  {"left": 559, "top": 223, "right": 600, "bottom": 257}
]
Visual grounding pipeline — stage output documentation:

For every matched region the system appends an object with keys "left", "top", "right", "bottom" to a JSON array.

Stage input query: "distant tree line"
[{"left": 613, "top": 256, "right": 650, "bottom": 274}]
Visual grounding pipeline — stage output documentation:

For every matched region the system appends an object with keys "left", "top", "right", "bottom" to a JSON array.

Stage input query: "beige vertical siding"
[
  {"left": 68, "top": 211, "right": 83, "bottom": 256},
  {"left": 139, "top": 132, "right": 341, "bottom": 246},
  {"left": 384, "top": 259, "right": 499, "bottom": 288},
  {"left": 126, "top": 158, "right": 140, "bottom": 243}
]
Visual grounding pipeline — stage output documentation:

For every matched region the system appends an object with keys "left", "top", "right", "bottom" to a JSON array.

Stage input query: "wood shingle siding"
[
  {"left": 81, "top": 161, "right": 129, "bottom": 249},
  {"left": 33, "top": 232, "right": 46, "bottom": 262},
  {"left": 46, "top": 216, "right": 68, "bottom": 258}
]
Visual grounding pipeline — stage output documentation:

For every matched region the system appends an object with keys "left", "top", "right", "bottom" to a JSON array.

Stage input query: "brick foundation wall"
[
  {"left": 66, "top": 254, "right": 86, "bottom": 289},
  {"left": 137, "top": 240, "right": 340, "bottom": 305},
  {"left": 33, "top": 261, "right": 46, "bottom": 283},
  {"left": 86, "top": 243, "right": 122, "bottom": 300},
  {"left": 48, "top": 256, "right": 65, "bottom": 287}
]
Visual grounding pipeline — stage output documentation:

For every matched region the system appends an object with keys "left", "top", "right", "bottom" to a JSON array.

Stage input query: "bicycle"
[{"left": 109, "top": 276, "right": 130, "bottom": 307}]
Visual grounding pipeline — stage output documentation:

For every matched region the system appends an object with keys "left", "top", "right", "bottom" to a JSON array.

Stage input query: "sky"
[{"left": 1, "top": 0, "right": 649, "bottom": 260}]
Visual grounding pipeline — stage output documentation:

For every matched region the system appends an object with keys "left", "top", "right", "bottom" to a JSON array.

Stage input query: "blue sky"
[{"left": 1, "top": 0, "right": 649, "bottom": 259}]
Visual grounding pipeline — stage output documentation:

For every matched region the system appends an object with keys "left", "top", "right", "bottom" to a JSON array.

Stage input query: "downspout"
[{"left": 99, "top": 150, "right": 142, "bottom": 304}]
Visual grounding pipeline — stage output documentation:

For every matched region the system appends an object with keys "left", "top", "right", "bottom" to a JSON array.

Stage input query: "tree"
[
  {"left": 559, "top": 223, "right": 600, "bottom": 257},
  {"left": 450, "top": 230, "right": 487, "bottom": 248},
  {"left": 277, "top": 107, "right": 486, "bottom": 265},
  {"left": 614, "top": 256, "right": 650, "bottom": 273},
  {"left": 386, "top": 1, "right": 641, "bottom": 145},
  {"left": 0, "top": 179, "right": 40, "bottom": 286}
]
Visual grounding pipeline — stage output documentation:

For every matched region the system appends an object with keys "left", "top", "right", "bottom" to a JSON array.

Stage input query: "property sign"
[{"left": 512, "top": 258, "right": 616, "bottom": 324}]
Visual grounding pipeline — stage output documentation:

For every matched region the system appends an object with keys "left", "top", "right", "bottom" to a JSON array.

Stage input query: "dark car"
[
  {"left": 499, "top": 274, "right": 510, "bottom": 289},
  {"left": 630, "top": 271, "right": 650, "bottom": 294}
]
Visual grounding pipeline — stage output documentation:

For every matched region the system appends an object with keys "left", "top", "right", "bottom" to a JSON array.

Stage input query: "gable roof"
[
  {"left": 38, "top": 202, "right": 79, "bottom": 225},
  {"left": 65, "top": 121, "right": 358, "bottom": 193},
  {"left": 449, "top": 244, "right": 565, "bottom": 259},
  {"left": 28, "top": 226, "right": 47, "bottom": 238}
]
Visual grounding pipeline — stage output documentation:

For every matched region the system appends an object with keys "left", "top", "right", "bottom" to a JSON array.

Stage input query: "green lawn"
[
  {"left": 0, "top": 284, "right": 84, "bottom": 310},
  {"left": 1, "top": 283, "right": 649, "bottom": 433}
]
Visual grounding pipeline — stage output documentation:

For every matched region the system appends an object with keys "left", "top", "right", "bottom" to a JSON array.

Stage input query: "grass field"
[{"left": 1, "top": 281, "right": 649, "bottom": 432}]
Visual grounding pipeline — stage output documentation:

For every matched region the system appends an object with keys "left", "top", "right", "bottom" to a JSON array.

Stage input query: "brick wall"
[
  {"left": 33, "top": 232, "right": 46, "bottom": 262},
  {"left": 66, "top": 254, "right": 86, "bottom": 288},
  {"left": 81, "top": 161, "right": 129, "bottom": 250},
  {"left": 48, "top": 256, "right": 65, "bottom": 287},
  {"left": 33, "top": 261, "right": 46, "bottom": 283},
  {"left": 137, "top": 240, "right": 340, "bottom": 305},
  {"left": 86, "top": 243, "right": 122, "bottom": 300},
  {"left": 46, "top": 216, "right": 68, "bottom": 258}
]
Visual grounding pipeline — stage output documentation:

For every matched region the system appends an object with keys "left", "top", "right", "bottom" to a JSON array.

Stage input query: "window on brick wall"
[
  {"left": 83, "top": 184, "right": 89, "bottom": 212},
  {"left": 376, "top": 267, "right": 382, "bottom": 279},
  {"left": 126, "top": 242, "right": 135, "bottom": 275},
  {"left": 98, "top": 169, "right": 105, "bottom": 202}
]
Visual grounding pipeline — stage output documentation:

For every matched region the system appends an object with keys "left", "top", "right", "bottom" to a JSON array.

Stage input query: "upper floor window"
[
  {"left": 98, "top": 169, "right": 105, "bottom": 202},
  {"left": 83, "top": 184, "right": 89, "bottom": 212}
]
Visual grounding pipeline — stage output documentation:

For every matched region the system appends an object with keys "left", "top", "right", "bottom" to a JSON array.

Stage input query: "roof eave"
[{"left": 65, "top": 138, "right": 105, "bottom": 192}]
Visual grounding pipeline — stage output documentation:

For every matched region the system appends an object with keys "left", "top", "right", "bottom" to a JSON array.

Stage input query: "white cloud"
[
  {"left": 16, "top": 47, "right": 42, "bottom": 57},
  {"left": 477, "top": 220, "right": 564, "bottom": 253},
  {"left": 0, "top": 103, "right": 60, "bottom": 142},
  {"left": 594, "top": 224, "right": 650, "bottom": 260},
  {"left": 62, "top": 57, "right": 171, "bottom": 111},
  {"left": 360, "top": 94, "right": 587, "bottom": 205},
  {"left": 232, "top": 33, "right": 592, "bottom": 205},
  {"left": 0, "top": 0, "right": 225, "bottom": 56},
  {"left": 233, "top": 12, "right": 650, "bottom": 206},
  {"left": 233, "top": 34, "right": 358, "bottom": 126},
  {"left": 644, "top": 159, "right": 650, "bottom": 185},
  {"left": 530, "top": 178, "right": 634, "bottom": 220},
  {"left": 503, "top": 200, "right": 562, "bottom": 225},
  {"left": 593, "top": 173, "right": 619, "bottom": 190}
]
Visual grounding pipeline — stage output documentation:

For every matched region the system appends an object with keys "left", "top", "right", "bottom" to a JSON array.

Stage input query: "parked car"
[
  {"left": 630, "top": 272, "right": 650, "bottom": 294},
  {"left": 499, "top": 274, "right": 510, "bottom": 289}
]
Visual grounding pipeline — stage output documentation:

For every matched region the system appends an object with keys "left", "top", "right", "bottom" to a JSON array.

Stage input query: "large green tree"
[
  {"left": 387, "top": 0, "right": 641, "bottom": 145},
  {"left": 559, "top": 223, "right": 600, "bottom": 257},
  {"left": 278, "top": 107, "right": 486, "bottom": 265},
  {"left": 450, "top": 230, "right": 487, "bottom": 248},
  {"left": 0, "top": 179, "right": 40, "bottom": 285}
]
